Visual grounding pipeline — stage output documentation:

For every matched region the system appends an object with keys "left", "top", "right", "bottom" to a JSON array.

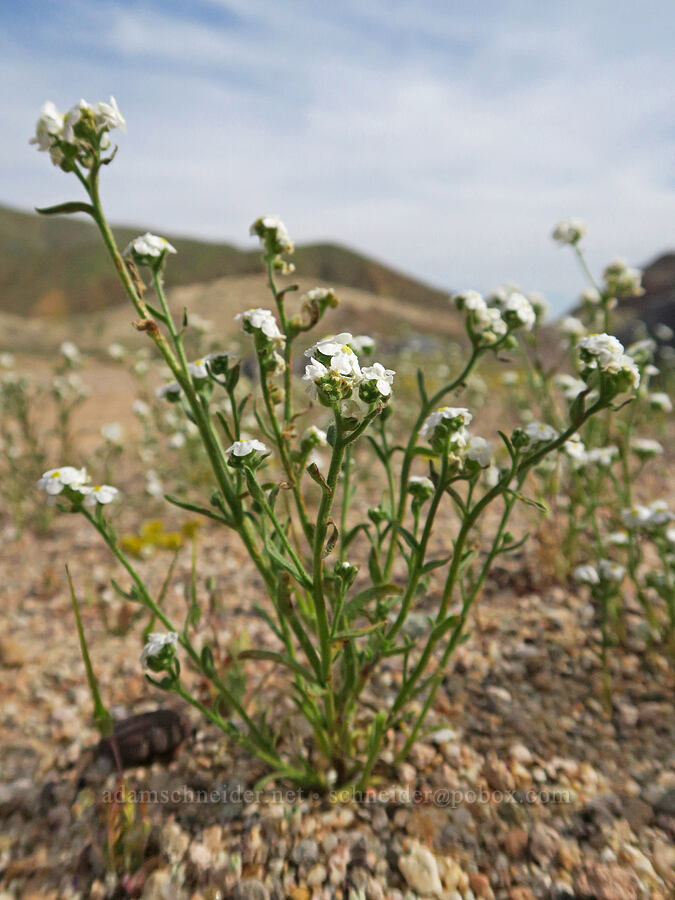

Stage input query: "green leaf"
[
  {"left": 35, "top": 201, "right": 95, "bottom": 217},
  {"left": 390, "top": 522, "right": 420, "bottom": 553},
  {"left": 165, "top": 492, "right": 232, "bottom": 525},
  {"left": 238, "top": 649, "right": 318, "bottom": 684},
  {"left": 144, "top": 302, "right": 169, "bottom": 324},
  {"left": 342, "top": 583, "right": 403, "bottom": 621},
  {"left": 306, "top": 462, "right": 330, "bottom": 492},
  {"left": 342, "top": 522, "right": 369, "bottom": 552},
  {"left": 368, "top": 547, "right": 383, "bottom": 584},
  {"left": 416, "top": 369, "right": 428, "bottom": 404},
  {"left": 420, "top": 555, "right": 452, "bottom": 575},
  {"left": 267, "top": 542, "right": 312, "bottom": 589},
  {"left": 506, "top": 489, "right": 550, "bottom": 514},
  {"left": 66, "top": 566, "right": 113, "bottom": 738}
]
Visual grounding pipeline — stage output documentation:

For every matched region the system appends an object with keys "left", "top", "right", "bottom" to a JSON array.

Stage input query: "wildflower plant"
[{"left": 32, "top": 98, "right": 640, "bottom": 787}]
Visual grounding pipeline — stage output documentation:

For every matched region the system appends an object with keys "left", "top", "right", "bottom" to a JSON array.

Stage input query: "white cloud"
[{"left": 5, "top": 0, "right": 675, "bottom": 312}]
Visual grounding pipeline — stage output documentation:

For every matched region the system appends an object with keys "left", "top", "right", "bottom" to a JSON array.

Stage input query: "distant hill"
[
  {"left": 612, "top": 252, "right": 675, "bottom": 344},
  {"left": 0, "top": 204, "right": 449, "bottom": 318}
]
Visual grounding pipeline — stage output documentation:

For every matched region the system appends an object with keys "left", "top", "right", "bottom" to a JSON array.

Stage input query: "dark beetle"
[{"left": 95, "top": 709, "right": 189, "bottom": 770}]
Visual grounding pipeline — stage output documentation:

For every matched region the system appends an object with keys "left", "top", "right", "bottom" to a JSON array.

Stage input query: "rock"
[
  {"left": 573, "top": 863, "right": 639, "bottom": 900},
  {"left": 437, "top": 857, "right": 464, "bottom": 891},
  {"left": 528, "top": 823, "right": 559, "bottom": 867},
  {"left": 290, "top": 838, "right": 319, "bottom": 868},
  {"left": 0, "top": 637, "right": 25, "bottom": 668},
  {"left": 468, "top": 872, "right": 494, "bottom": 899},
  {"left": 556, "top": 840, "right": 581, "bottom": 871},
  {"left": 161, "top": 821, "right": 190, "bottom": 864},
  {"left": 618, "top": 795, "right": 652, "bottom": 831},
  {"left": 306, "top": 864, "right": 327, "bottom": 887},
  {"left": 398, "top": 843, "right": 444, "bottom": 897},
  {"left": 188, "top": 842, "right": 212, "bottom": 870},
  {"left": 617, "top": 844, "right": 660, "bottom": 883},
  {"left": 503, "top": 828, "right": 529, "bottom": 860},
  {"left": 486, "top": 685, "right": 512, "bottom": 707},
  {"left": 509, "top": 743, "right": 533, "bottom": 765},
  {"left": 484, "top": 753, "right": 515, "bottom": 793},
  {"left": 652, "top": 839, "right": 675, "bottom": 886},
  {"left": 654, "top": 787, "right": 675, "bottom": 817},
  {"left": 142, "top": 869, "right": 186, "bottom": 900},
  {"left": 508, "top": 889, "right": 535, "bottom": 900},
  {"left": 233, "top": 880, "right": 270, "bottom": 900}
]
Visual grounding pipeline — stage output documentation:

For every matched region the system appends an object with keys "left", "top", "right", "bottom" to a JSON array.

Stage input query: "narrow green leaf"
[
  {"left": 35, "top": 201, "right": 95, "bottom": 217},
  {"left": 238, "top": 649, "right": 318, "bottom": 684},
  {"left": 306, "top": 462, "right": 330, "bottom": 492},
  {"left": 66, "top": 566, "right": 113, "bottom": 737}
]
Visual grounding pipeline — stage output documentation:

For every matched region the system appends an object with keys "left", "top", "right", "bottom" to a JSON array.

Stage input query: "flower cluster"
[
  {"left": 420, "top": 407, "right": 493, "bottom": 467},
  {"left": 453, "top": 291, "right": 508, "bottom": 347},
  {"left": 552, "top": 218, "right": 586, "bottom": 245},
  {"left": 602, "top": 258, "right": 644, "bottom": 298},
  {"left": 37, "top": 467, "right": 118, "bottom": 508},
  {"left": 573, "top": 559, "right": 626, "bottom": 585},
  {"left": 621, "top": 501, "right": 673, "bottom": 531},
  {"left": 30, "top": 97, "right": 125, "bottom": 169},
  {"left": 576, "top": 333, "right": 640, "bottom": 394},
  {"left": 563, "top": 440, "right": 619, "bottom": 470},
  {"left": 250, "top": 215, "right": 294, "bottom": 272},
  {"left": 123, "top": 233, "right": 177, "bottom": 268},
  {"left": 141, "top": 632, "right": 178, "bottom": 671},
  {"left": 302, "top": 333, "right": 395, "bottom": 406},
  {"left": 235, "top": 308, "right": 285, "bottom": 346}
]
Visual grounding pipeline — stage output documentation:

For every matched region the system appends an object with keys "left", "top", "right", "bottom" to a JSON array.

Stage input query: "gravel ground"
[{"left": 1, "top": 502, "right": 674, "bottom": 900}]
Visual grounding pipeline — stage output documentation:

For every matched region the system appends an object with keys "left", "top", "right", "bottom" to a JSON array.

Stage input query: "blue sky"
[{"left": 3, "top": 0, "right": 675, "bottom": 312}]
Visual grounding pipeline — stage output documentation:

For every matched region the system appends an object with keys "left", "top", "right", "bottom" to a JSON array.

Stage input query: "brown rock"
[
  {"left": 503, "top": 828, "right": 529, "bottom": 860},
  {"left": 528, "top": 823, "right": 559, "bottom": 867},
  {"left": 484, "top": 753, "right": 516, "bottom": 793},
  {"left": 509, "top": 889, "right": 535, "bottom": 900},
  {"left": 0, "top": 637, "right": 25, "bottom": 668},
  {"left": 469, "top": 871, "right": 495, "bottom": 899},
  {"left": 574, "top": 863, "right": 639, "bottom": 900}
]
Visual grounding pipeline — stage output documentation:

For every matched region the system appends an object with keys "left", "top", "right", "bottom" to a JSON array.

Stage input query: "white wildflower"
[
  {"left": 30, "top": 101, "right": 64, "bottom": 152},
  {"left": 454, "top": 290, "right": 487, "bottom": 312},
  {"left": 37, "top": 466, "right": 89, "bottom": 496},
  {"left": 621, "top": 505, "right": 652, "bottom": 529},
  {"left": 421, "top": 407, "right": 472, "bottom": 437},
  {"left": 560, "top": 316, "right": 586, "bottom": 339},
  {"left": 646, "top": 500, "right": 673, "bottom": 527},
  {"left": 580, "top": 287, "right": 602, "bottom": 306},
  {"left": 305, "top": 333, "right": 353, "bottom": 359},
  {"left": 524, "top": 422, "right": 559, "bottom": 444},
  {"left": 168, "top": 432, "right": 187, "bottom": 449},
  {"left": 235, "top": 308, "right": 284, "bottom": 344},
  {"left": 573, "top": 564, "right": 600, "bottom": 585},
  {"left": 603, "top": 258, "right": 644, "bottom": 298},
  {"left": 598, "top": 559, "right": 626, "bottom": 582},
  {"left": 60, "top": 341, "right": 81, "bottom": 363},
  {"left": 552, "top": 218, "right": 586, "bottom": 245},
  {"left": 225, "top": 439, "right": 268, "bottom": 457},
  {"left": 501, "top": 292, "right": 536, "bottom": 331},
  {"left": 78, "top": 484, "right": 119, "bottom": 506},
  {"left": 188, "top": 358, "right": 209, "bottom": 380},
  {"left": 555, "top": 374, "right": 587, "bottom": 401},
  {"left": 100, "top": 422, "right": 124, "bottom": 444},
  {"left": 302, "top": 425, "right": 328, "bottom": 447},
  {"left": 653, "top": 323, "right": 674, "bottom": 342},
  {"left": 630, "top": 438, "right": 664, "bottom": 460},
  {"left": 360, "top": 362, "right": 395, "bottom": 398},
  {"left": 464, "top": 435, "right": 493, "bottom": 468},
  {"left": 107, "top": 343, "right": 126, "bottom": 360},
  {"left": 647, "top": 392, "right": 672, "bottom": 413},
  {"left": 141, "top": 632, "right": 178, "bottom": 669},
  {"left": 585, "top": 446, "right": 619, "bottom": 467},
  {"left": 607, "top": 531, "right": 630, "bottom": 546},
  {"left": 123, "top": 233, "right": 177, "bottom": 262},
  {"left": 350, "top": 335, "right": 375, "bottom": 354},
  {"left": 156, "top": 381, "right": 182, "bottom": 402},
  {"left": 92, "top": 96, "right": 126, "bottom": 132},
  {"left": 408, "top": 475, "right": 434, "bottom": 492},
  {"left": 132, "top": 399, "right": 150, "bottom": 418}
]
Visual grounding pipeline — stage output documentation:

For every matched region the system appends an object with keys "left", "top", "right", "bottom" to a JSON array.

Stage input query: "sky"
[{"left": 3, "top": 0, "right": 675, "bottom": 313}]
